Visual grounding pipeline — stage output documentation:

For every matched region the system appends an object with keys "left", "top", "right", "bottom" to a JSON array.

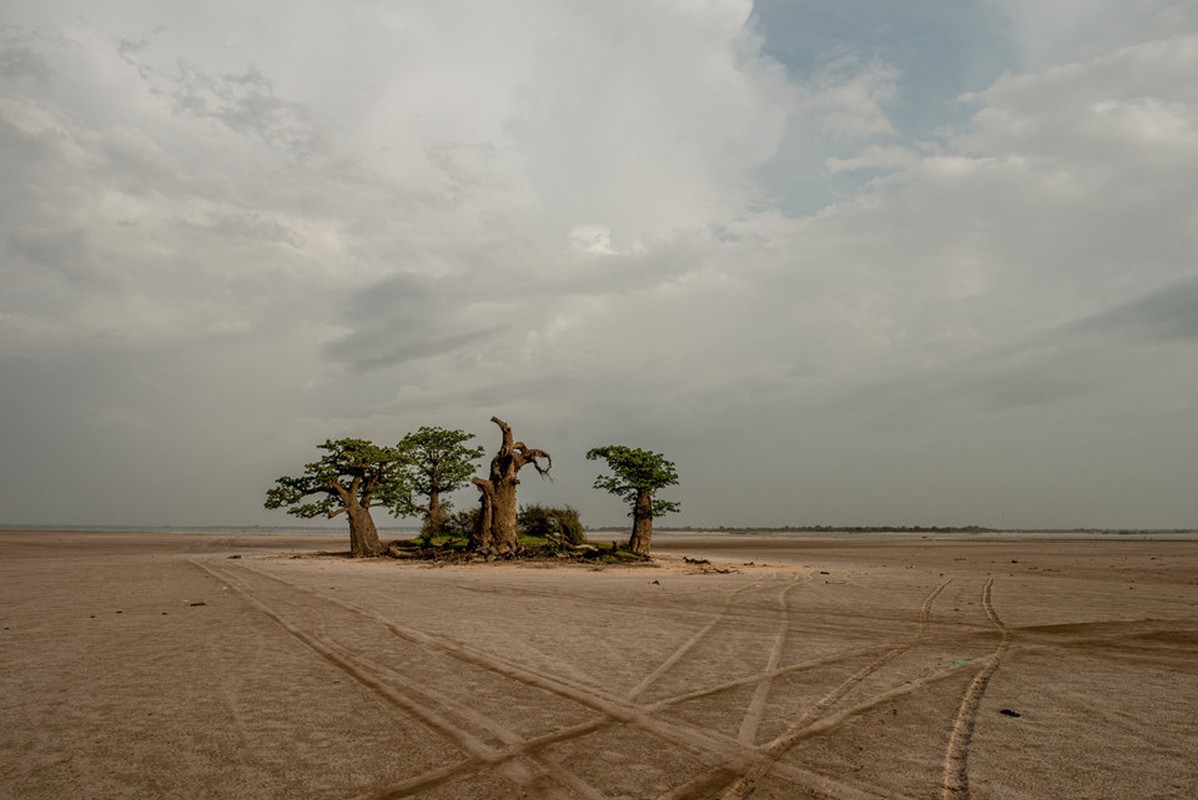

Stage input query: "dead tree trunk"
[
  {"left": 469, "top": 417, "right": 551, "bottom": 555},
  {"left": 628, "top": 489, "right": 654, "bottom": 556},
  {"left": 470, "top": 478, "right": 496, "bottom": 552}
]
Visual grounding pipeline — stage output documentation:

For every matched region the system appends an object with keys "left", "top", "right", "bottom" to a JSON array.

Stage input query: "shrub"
[
  {"left": 440, "top": 507, "right": 480, "bottom": 542},
  {"left": 517, "top": 504, "right": 586, "bottom": 546}
]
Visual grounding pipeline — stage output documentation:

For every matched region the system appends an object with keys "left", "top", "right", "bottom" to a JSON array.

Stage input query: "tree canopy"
[
  {"left": 264, "top": 438, "right": 408, "bottom": 557},
  {"left": 586, "top": 445, "right": 681, "bottom": 518},
  {"left": 390, "top": 426, "right": 485, "bottom": 537},
  {"left": 586, "top": 445, "right": 680, "bottom": 556}
]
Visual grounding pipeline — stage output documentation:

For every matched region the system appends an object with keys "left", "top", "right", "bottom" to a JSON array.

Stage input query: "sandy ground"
[{"left": 1, "top": 531, "right": 1196, "bottom": 799}]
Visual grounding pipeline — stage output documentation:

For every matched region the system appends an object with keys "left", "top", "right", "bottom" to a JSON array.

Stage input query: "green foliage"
[
  {"left": 585, "top": 445, "right": 681, "bottom": 519},
  {"left": 389, "top": 426, "right": 485, "bottom": 523},
  {"left": 264, "top": 438, "right": 408, "bottom": 518},
  {"left": 417, "top": 532, "right": 471, "bottom": 550},
  {"left": 441, "top": 507, "right": 480, "bottom": 541},
  {"left": 517, "top": 504, "right": 586, "bottom": 545}
]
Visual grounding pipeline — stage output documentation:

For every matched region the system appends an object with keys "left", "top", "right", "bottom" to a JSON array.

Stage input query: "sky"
[{"left": 1, "top": 1, "right": 1196, "bottom": 530}]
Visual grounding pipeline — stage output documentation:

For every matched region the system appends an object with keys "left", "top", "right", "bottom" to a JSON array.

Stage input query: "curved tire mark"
[
  {"left": 720, "top": 578, "right": 954, "bottom": 798},
  {"left": 192, "top": 560, "right": 607, "bottom": 799},
  {"left": 940, "top": 578, "right": 1011, "bottom": 800},
  {"left": 627, "top": 577, "right": 776, "bottom": 700},
  {"left": 737, "top": 575, "right": 804, "bottom": 745}
]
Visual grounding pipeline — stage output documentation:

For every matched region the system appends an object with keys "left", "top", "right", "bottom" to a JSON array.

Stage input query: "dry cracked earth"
[{"left": 2, "top": 532, "right": 1196, "bottom": 799}]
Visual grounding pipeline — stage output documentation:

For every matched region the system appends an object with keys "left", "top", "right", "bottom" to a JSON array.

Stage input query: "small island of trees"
[{"left": 265, "top": 416, "right": 681, "bottom": 561}]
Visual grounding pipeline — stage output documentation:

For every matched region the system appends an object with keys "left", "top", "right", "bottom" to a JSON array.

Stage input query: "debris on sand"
[
  {"left": 693, "top": 566, "right": 736, "bottom": 574},
  {"left": 999, "top": 709, "right": 1022, "bottom": 718},
  {"left": 684, "top": 556, "right": 712, "bottom": 565}
]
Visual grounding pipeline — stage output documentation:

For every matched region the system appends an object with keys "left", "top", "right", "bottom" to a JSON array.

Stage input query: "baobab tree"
[
  {"left": 391, "top": 426, "right": 485, "bottom": 539},
  {"left": 470, "top": 417, "right": 552, "bottom": 554},
  {"left": 586, "top": 445, "right": 680, "bottom": 556},
  {"left": 265, "top": 438, "right": 407, "bottom": 557}
]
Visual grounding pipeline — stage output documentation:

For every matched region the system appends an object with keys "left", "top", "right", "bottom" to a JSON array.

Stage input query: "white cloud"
[
  {"left": 825, "top": 144, "right": 920, "bottom": 174},
  {"left": 0, "top": 2, "right": 1195, "bottom": 528},
  {"left": 566, "top": 224, "right": 617, "bottom": 255},
  {"left": 995, "top": 0, "right": 1198, "bottom": 69},
  {"left": 799, "top": 56, "right": 900, "bottom": 139}
]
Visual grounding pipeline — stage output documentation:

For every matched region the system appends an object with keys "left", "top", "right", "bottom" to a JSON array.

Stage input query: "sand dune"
[{"left": 2, "top": 531, "right": 1195, "bottom": 799}]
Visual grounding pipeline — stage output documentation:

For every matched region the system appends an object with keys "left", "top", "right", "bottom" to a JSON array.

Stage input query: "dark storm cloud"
[
  {"left": 118, "top": 38, "right": 329, "bottom": 162},
  {"left": 1071, "top": 275, "right": 1198, "bottom": 343},
  {"left": 840, "top": 275, "right": 1198, "bottom": 419},
  {"left": 171, "top": 63, "right": 329, "bottom": 161},
  {"left": 8, "top": 227, "right": 91, "bottom": 275},
  {"left": 323, "top": 274, "right": 506, "bottom": 371},
  {"left": 0, "top": 35, "right": 53, "bottom": 83}
]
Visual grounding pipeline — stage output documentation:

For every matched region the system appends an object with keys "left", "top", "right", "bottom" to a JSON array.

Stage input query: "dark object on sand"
[{"left": 999, "top": 709, "right": 1022, "bottom": 718}]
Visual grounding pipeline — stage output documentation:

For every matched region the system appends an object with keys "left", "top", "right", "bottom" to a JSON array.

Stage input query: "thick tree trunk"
[
  {"left": 423, "top": 491, "right": 446, "bottom": 537},
  {"left": 469, "top": 417, "right": 551, "bottom": 556},
  {"left": 628, "top": 489, "right": 654, "bottom": 556},
  {"left": 347, "top": 502, "right": 384, "bottom": 557},
  {"left": 490, "top": 480, "right": 520, "bottom": 554}
]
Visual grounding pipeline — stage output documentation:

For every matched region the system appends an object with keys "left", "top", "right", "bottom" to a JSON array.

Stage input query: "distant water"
[
  {"left": 0, "top": 525, "right": 417, "bottom": 536},
  {"left": 4, "top": 526, "right": 1195, "bottom": 542},
  {"left": 620, "top": 530, "right": 1198, "bottom": 543}
]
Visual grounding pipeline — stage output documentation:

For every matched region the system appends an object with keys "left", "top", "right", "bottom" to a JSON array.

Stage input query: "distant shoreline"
[
  {"left": 3, "top": 525, "right": 1196, "bottom": 542},
  {"left": 3, "top": 523, "right": 1195, "bottom": 534}
]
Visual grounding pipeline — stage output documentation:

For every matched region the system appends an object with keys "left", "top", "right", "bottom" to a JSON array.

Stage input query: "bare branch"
[
  {"left": 491, "top": 416, "right": 513, "bottom": 456},
  {"left": 517, "top": 447, "right": 553, "bottom": 479}
]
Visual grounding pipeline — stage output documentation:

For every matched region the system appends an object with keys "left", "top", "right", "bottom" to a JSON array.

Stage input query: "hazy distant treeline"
[{"left": 591, "top": 525, "right": 1198, "bottom": 534}]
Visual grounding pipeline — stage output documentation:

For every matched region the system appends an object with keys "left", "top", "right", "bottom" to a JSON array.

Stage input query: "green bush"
[
  {"left": 517, "top": 504, "right": 586, "bottom": 546},
  {"left": 441, "top": 507, "right": 479, "bottom": 542}
]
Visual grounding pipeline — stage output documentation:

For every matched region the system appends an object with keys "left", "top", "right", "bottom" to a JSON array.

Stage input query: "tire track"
[
  {"left": 648, "top": 643, "right": 895, "bottom": 711},
  {"left": 218, "top": 560, "right": 895, "bottom": 800},
  {"left": 209, "top": 560, "right": 838, "bottom": 796},
  {"left": 719, "top": 578, "right": 954, "bottom": 799},
  {"left": 737, "top": 575, "right": 804, "bottom": 745},
  {"left": 940, "top": 578, "right": 1010, "bottom": 800},
  {"left": 454, "top": 576, "right": 801, "bottom": 635},
  {"left": 627, "top": 575, "right": 789, "bottom": 701},
  {"left": 656, "top": 655, "right": 969, "bottom": 800},
  {"left": 213, "top": 558, "right": 961, "bottom": 800},
  {"left": 193, "top": 560, "right": 608, "bottom": 800}
]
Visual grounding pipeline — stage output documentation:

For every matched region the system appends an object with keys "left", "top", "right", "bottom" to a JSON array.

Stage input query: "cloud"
[
  {"left": 1071, "top": 275, "right": 1198, "bottom": 343},
  {"left": 0, "top": 2, "right": 1195, "bottom": 528},
  {"left": 322, "top": 273, "right": 506, "bottom": 371},
  {"left": 799, "top": 54, "right": 900, "bottom": 139},
  {"left": 169, "top": 61, "right": 329, "bottom": 162},
  {"left": 0, "top": 25, "right": 53, "bottom": 83},
  {"left": 997, "top": 0, "right": 1198, "bottom": 69},
  {"left": 824, "top": 144, "right": 919, "bottom": 174}
]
